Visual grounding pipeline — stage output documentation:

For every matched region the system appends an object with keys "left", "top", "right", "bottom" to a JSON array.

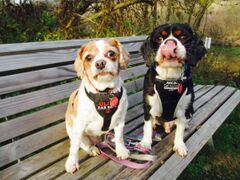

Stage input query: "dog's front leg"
[
  {"left": 65, "top": 131, "right": 82, "bottom": 174},
  {"left": 114, "top": 122, "right": 130, "bottom": 159},
  {"left": 140, "top": 119, "right": 153, "bottom": 149},
  {"left": 173, "top": 116, "right": 188, "bottom": 157}
]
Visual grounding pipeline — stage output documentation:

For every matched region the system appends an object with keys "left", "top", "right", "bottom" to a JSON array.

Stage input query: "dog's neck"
[
  {"left": 83, "top": 76, "right": 122, "bottom": 93},
  {"left": 155, "top": 65, "right": 184, "bottom": 81}
]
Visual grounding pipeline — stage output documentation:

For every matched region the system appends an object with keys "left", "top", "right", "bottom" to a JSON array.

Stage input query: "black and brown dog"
[{"left": 140, "top": 23, "right": 207, "bottom": 156}]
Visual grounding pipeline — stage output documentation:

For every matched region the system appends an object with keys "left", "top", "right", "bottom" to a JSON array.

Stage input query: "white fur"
[
  {"left": 141, "top": 36, "right": 190, "bottom": 156},
  {"left": 65, "top": 40, "right": 129, "bottom": 174}
]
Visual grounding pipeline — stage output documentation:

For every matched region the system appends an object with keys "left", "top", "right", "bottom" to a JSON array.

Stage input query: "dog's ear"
[
  {"left": 187, "top": 33, "right": 207, "bottom": 66},
  {"left": 74, "top": 46, "right": 85, "bottom": 79},
  {"left": 109, "top": 38, "right": 130, "bottom": 69},
  {"left": 141, "top": 24, "right": 170, "bottom": 67},
  {"left": 141, "top": 36, "right": 156, "bottom": 67}
]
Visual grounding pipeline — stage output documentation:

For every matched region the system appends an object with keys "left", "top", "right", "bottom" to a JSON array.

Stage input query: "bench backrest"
[{"left": 0, "top": 36, "right": 147, "bottom": 169}]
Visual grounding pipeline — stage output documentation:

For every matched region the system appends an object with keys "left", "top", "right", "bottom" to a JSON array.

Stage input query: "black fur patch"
[{"left": 141, "top": 23, "right": 207, "bottom": 67}]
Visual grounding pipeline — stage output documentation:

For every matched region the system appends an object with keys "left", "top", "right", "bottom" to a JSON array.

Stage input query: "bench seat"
[{"left": 0, "top": 36, "right": 239, "bottom": 180}]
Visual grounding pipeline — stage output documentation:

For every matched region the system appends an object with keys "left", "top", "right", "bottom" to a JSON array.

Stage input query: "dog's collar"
[
  {"left": 85, "top": 87, "right": 123, "bottom": 131},
  {"left": 86, "top": 76, "right": 114, "bottom": 93},
  {"left": 152, "top": 62, "right": 192, "bottom": 93}
]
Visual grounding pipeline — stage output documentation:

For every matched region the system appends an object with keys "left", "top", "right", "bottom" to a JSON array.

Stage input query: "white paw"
[
  {"left": 154, "top": 133, "right": 162, "bottom": 141},
  {"left": 173, "top": 142, "right": 188, "bottom": 157},
  {"left": 140, "top": 140, "right": 152, "bottom": 150},
  {"left": 65, "top": 156, "right": 79, "bottom": 174},
  {"left": 116, "top": 145, "right": 130, "bottom": 160},
  {"left": 87, "top": 146, "right": 100, "bottom": 156}
]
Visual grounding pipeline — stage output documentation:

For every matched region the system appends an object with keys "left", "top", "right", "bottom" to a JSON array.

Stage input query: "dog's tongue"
[{"left": 160, "top": 40, "right": 176, "bottom": 59}]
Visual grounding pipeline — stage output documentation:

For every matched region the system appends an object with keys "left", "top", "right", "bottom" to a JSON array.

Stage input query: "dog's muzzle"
[{"left": 160, "top": 39, "right": 177, "bottom": 59}]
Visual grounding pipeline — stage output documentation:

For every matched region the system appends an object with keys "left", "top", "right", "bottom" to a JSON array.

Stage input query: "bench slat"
[
  {"left": 0, "top": 65, "right": 75, "bottom": 96},
  {"left": 0, "top": 57, "right": 144, "bottom": 96},
  {"left": 0, "top": 104, "right": 144, "bottom": 179},
  {"left": 0, "top": 85, "right": 228, "bottom": 179},
  {"left": 0, "top": 92, "right": 143, "bottom": 167},
  {"left": 0, "top": 140, "right": 70, "bottom": 180},
  {"left": 0, "top": 78, "right": 144, "bottom": 143},
  {"left": 111, "top": 86, "right": 236, "bottom": 179},
  {"left": 48, "top": 85, "right": 216, "bottom": 179},
  {"left": 0, "top": 65, "right": 146, "bottom": 118},
  {"left": 149, "top": 89, "right": 240, "bottom": 180},
  {"left": 0, "top": 43, "right": 143, "bottom": 74},
  {"left": 0, "top": 36, "right": 147, "bottom": 56}
]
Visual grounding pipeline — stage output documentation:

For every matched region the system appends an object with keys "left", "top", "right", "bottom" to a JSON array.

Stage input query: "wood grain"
[
  {"left": 0, "top": 65, "right": 146, "bottom": 118},
  {"left": 0, "top": 92, "right": 143, "bottom": 167},
  {"left": 0, "top": 43, "right": 143, "bottom": 74},
  {"left": 0, "top": 36, "right": 147, "bottom": 56},
  {"left": 0, "top": 65, "right": 75, "bottom": 95},
  {"left": 86, "top": 86, "right": 236, "bottom": 180},
  {"left": 149, "top": 90, "right": 240, "bottom": 180}
]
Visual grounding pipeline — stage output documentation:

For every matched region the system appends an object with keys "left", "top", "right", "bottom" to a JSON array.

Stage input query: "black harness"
[
  {"left": 153, "top": 64, "right": 192, "bottom": 122},
  {"left": 85, "top": 87, "right": 123, "bottom": 131}
]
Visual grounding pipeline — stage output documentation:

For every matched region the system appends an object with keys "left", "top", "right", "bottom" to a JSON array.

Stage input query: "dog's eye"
[
  {"left": 108, "top": 50, "right": 115, "bottom": 58},
  {"left": 86, "top": 55, "right": 93, "bottom": 61}
]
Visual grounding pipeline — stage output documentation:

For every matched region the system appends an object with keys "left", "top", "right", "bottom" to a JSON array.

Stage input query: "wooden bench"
[{"left": 0, "top": 36, "right": 239, "bottom": 180}]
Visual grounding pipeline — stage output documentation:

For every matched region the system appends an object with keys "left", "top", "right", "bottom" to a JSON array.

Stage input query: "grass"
[{"left": 178, "top": 46, "right": 240, "bottom": 179}]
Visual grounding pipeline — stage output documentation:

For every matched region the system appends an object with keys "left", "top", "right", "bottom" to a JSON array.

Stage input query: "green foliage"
[
  {"left": 0, "top": 1, "right": 58, "bottom": 43},
  {"left": 193, "top": 47, "right": 240, "bottom": 88}
]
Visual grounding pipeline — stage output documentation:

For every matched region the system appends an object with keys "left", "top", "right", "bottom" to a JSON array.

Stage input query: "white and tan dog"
[{"left": 65, "top": 39, "right": 130, "bottom": 174}]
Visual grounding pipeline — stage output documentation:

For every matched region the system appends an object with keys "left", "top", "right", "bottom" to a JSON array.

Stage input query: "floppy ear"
[
  {"left": 109, "top": 38, "right": 130, "bottom": 69},
  {"left": 187, "top": 33, "right": 207, "bottom": 66},
  {"left": 140, "top": 36, "right": 156, "bottom": 67},
  {"left": 74, "top": 46, "right": 85, "bottom": 79}
]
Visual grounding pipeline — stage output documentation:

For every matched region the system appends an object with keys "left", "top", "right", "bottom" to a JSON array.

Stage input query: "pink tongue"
[{"left": 160, "top": 40, "right": 176, "bottom": 59}]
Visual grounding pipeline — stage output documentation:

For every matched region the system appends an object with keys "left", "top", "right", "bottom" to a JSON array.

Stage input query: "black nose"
[{"left": 95, "top": 60, "right": 106, "bottom": 70}]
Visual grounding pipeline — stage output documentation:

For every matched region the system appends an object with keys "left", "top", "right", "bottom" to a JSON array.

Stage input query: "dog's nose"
[
  {"left": 161, "top": 39, "right": 177, "bottom": 59},
  {"left": 95, "top": 60, "right": 106, "bottom": 70}
]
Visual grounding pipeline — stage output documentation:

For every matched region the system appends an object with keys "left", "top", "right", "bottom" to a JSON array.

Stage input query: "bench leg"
[{"left": 207, "top": 136, "right": 215, "bottom": 150}]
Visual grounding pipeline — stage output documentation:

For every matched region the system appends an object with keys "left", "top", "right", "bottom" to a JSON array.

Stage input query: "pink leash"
[{"left": 97, "top": 133, "right": 156, "bottom": 169}]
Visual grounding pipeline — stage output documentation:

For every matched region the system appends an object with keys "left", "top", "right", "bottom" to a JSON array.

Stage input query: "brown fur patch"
[{"left": 65, "top": 89, "right": 79, "bottom": 127}]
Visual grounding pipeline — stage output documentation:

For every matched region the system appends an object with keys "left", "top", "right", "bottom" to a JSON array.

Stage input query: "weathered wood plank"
[
  {"left": 0, "top": 77, "right": 144, "bottom": 143},
  {"left": 0, "top": 123, "right": 67, "bottom": 167},
  {"left": 0, "top": 65, "right": 146, "bottom": 118},
  {"left": 0, "top": 103, "right": 67, "bottom": 143},
  {"left": 0, "top": 105, "right": 144, "bottom": 179},
  {"left": 194, "top": 86, "right": 224, "bottom": 110},
  {"left": 0, "top": 81, "right": 79, "bottom": 119},
  {"left": 95, "top": 87, "right": 236, "bottom": 179},
  {"left": 121, "top": 64, "right": 147, "bottom": 81},
  {"left": 0, "top": 140, "right": 70, "bottom": 180},
  {"left": 29, "top": 107, "right": 144, "bottom": 180},
  {"left": 56, "top": 85, "right": 222, "bottom": 179},
  {"left": 0, "top": 93, "right": 143, "bottom": 167},
  {"left": 0, "top": 56, "right": 144, "bottom": 95},
  {"left": 124, "top": 77, "right": 144, "bottom": 93},
  {"left": 0, "top": 43, "right": 143, "bottom": 74},
  {"left": 20, "top": 86, "right": 201, "bottom": 179},
  {"left": 0, "top": 36, "right": 146, "bottom": 56},
  {"left": 194, "top": 85, "right": 214, "bottom": 100},
  {"left": 0, "top": 65, "right": 75, "bottom": 96},
  {"left": 149, "top": 90, "right": 240, "bottom": 180}
]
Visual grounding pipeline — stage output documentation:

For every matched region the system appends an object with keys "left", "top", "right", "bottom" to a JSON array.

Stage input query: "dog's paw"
[
  {"left": 87, "top": 146, "right": 100, "bottom": 156},
  {"left": 140, "top": 140, "right": 152, "bottom": 150},
  {"left": 65, "top": 156, "right": 79, "bottom": 174},
  {"left": 173, "top": 142, "right": 188, "bottom": 157},
  {"left": 116, "top": 145, "right": 130, "bottom": 160}
]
